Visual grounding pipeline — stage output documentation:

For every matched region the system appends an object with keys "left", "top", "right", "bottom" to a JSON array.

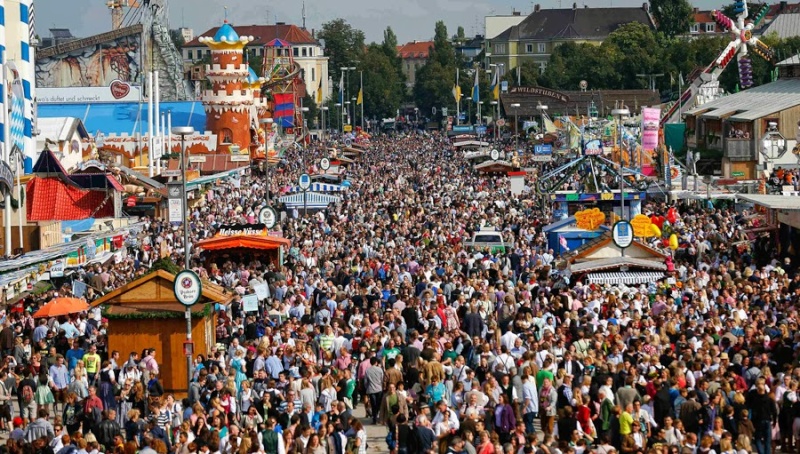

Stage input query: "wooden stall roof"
[
  {"left": 195, "top": 235, "right": 290, "bottom": 251},
  {"left": 89, "top": 270, "right": 231, "bottom": 315}
]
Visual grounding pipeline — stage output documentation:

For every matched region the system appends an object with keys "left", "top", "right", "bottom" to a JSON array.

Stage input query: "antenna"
[
  {"left": 224, "top": 6, "right": 228, "bottom": 23},
  {"left": 302, "top": 0, "right": 307, "bottom": 29}
]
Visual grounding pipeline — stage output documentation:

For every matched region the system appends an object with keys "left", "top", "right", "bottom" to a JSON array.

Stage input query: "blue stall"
[{"left": 544, "top": 216, "right": 609, "bottom": 256}]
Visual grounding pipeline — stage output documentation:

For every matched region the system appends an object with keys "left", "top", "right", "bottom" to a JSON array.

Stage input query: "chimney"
[
  {"left": 513, "top": 11, "right": 521, "bottom": 16},
  {"left": 642, "top": 2, "right": 649, "bottom": 12},
  {"left": 534, "top": 4, "right": 541, "bottom": 12},
  {"left": 573, "top": 2, "right": 578, "bottom": 9},
  {"left": 780, "top": 1, "right": 788, "bottom": 10},
  {"left": 693, "top": 7, "right": 699, "bottom": 14}
]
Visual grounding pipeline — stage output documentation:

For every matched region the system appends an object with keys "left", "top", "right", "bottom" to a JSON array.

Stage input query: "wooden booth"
[{"left": 90, "top": 270, "right": 231, "bottom": 394}]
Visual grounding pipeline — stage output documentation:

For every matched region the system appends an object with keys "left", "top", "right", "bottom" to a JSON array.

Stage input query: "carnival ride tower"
[
  {"left": 262, "top": 38, "right": 302, "bottom": 132},
  {"left": 199, "top": 21, "right": 254, "bottom": 151}
]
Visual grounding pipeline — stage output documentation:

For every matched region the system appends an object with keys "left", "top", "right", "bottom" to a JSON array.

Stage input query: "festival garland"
[{"left": 101, "top": 302, "right": 213, "bottom": 320}]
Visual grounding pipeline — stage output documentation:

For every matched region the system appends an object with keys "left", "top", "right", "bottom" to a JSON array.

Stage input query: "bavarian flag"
[
  {"left": 316, "top": 79, "right": 324, "bottom": 104},
  {"left": 491, "top": 70, "right": 499, "bottom": 101},
  {"left": 356, "top": 88, "right": 363, "bottom": 105},
  {"left": 452, "top": 84, "right": 461, "bottom": 102}
]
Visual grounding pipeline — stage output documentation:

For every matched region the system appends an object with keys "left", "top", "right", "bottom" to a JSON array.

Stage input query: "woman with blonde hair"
[{"left": 734, "top": 434, "right": 752, "bottom": 454}]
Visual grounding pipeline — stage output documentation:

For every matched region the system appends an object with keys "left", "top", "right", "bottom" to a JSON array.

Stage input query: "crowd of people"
[{"left": 0, "top": 130, "right": 797, "bottom": 454}]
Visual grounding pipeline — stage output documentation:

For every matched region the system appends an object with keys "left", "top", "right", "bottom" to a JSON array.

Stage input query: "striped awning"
[
  {"left": 287, "top": 182, "right": 346, "bottom": 193},
  {"left": 278, "top": 192, "right": 341, "bottom": 209},
  {"left": 587, "top": 271, "right": 665, "bottom": 285}
]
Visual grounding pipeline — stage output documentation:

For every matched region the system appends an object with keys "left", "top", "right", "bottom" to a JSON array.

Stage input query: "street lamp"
[
  {"left": 511, "top": 103, "right": 521, "bottom": 153},
  {"left": 171, "top": 125, "right": 195, "bottom": 392},
  {"left": 761, "top": 121, "right": 786, "bottom": 191},
  {"left": 259, "top": 118, "right": 274, "bottom": 199},
  {"left": 536, "top": 104, "right": 548, "bottom": 140},
  {"left": 611, "top": 107, "right": 630, "bottom": 221},
  {"left": 351, "top": 97, "right": 357, "bottom": 128},
  {"left": 334, "top": 103, "right": 342, "bottom": 134},
  {"left": 490, "top": 101, "right": 498, "bottom": 140},
  {"left": 320, "top": 106, "right": 329, "bottom": 143},
  {"left": 341, "top": 66, "right": 357, "bottom": 120}
]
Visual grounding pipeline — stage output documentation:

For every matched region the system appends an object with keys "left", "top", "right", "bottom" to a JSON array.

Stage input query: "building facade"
[
  {"left": 397, "top": 41, "right": 433, "bottom": 89},
  {"left": 486, "top": 3, "right": 655, "bottom": 75},
  {"left": 184, "top": 23, "right": 329, "bottom": 103}
]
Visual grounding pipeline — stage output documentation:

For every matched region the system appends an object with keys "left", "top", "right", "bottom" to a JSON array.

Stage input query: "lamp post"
[
  {"left": 259, "top": 118, "right": 274, "bottom": 201},
  {"left": 490, "top": 101, "right": 498, "bottom": 140},
  {"left": 171, "top": 125, "right": 195, "bottom": 392},
  {"left": 300, "top": 107, "right": 310, "bottom": 216},
  {"left": 611, "top": 107, "right": 630, "bottom": 220},
  {"left": 320, "top": 106, "right": 329, "bottom": 143},
  {"left": 334, "top": 103, "right": 342, "bottom": 133},
  {"left": 351, "top": 97, "right": 357, "bottom": 129},
  {"left": 341, "top": 66, "right": 356, "bottom": 122},
  {"left": 511, "top": 103, "right": 520, "bottom": 153},
  {"left": 536, "top": 104, "right": 548, "bottom": 140},
  {"left": 345, "top": 101, "right": 351, "bottom": 129},
  {"left": 761, "top": 121, "right": 786, "bottom": 193}
]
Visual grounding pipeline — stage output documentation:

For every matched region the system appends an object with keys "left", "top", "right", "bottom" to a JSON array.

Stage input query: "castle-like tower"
[{"left": 199, "top": 21, "right": 254, "bottom": 152}]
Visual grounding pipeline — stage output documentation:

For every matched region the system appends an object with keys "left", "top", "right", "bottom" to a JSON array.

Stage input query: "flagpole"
[
  {"left": 456, "top": 67, "right": 460, "bottom": 126},
  {"left": 677, "top": 73, "right": 682, "bottom": 124},
  {"left": 360, "top": 70, "right": 364, "bottom": 131}
]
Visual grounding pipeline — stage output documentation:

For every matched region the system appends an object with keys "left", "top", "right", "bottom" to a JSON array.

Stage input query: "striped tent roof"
[
  {"left": 287, "top": 182, "right": 346, "bottom": 193},
  {"left": 278, "top": 192, "right": 341, "bottom": 209}
]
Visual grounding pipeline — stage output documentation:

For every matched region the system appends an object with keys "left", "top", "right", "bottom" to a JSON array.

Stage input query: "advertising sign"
[
  {"left": 642, "top": 107, "right": 660, "bottom": 151},
  {"left": 584, "top": 139, "right": 603, "bottom": 156},
  {"left": 532, "top": 144, "right": 553, "bottom": 162},
  {"left": 174, "top": 270, "right": 202, "bottom": 307},
  {"left": 169, "top": 199, "right": 183, "bottom": 224},
  {"left": 612, "top": 221, "right": 634, "bottom": 249}
]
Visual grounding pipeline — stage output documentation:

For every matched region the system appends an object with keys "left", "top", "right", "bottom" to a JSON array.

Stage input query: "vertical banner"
[{"left": 641, "top": 107, "right": 660, "bottom": 151}]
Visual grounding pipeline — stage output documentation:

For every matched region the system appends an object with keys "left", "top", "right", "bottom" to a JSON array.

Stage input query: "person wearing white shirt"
[{"left": 522, "top": 373, "right": 539, "bottom": 434}]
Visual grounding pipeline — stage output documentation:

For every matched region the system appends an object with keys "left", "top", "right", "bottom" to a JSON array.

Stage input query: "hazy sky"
[{"left": 36, "top": 0, "right": 728, "bottom": 44}]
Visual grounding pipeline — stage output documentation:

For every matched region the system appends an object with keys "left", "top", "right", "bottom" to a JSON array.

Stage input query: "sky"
[{"left": 36, "top": 0, "right": 728, "bottom": 44}]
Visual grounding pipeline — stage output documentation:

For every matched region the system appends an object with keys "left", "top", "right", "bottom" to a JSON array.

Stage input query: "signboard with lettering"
[
  {"left": 584, "top": 139, "right": 603, "bottom": 156},
  {"left": 0, "top": 161, "right": 13, "bottom": 192},
  {"left": 532, "top": 144, "right": 553, "bottom": 162},
  {"left": 509, "top": 86, "right": 570, "bottom": 103},
  {"left": 38, "top": 85, "right": 143, "bottom": 104},
  {"left": 216, "top": 224, "right": 268, "bottom": 236}
]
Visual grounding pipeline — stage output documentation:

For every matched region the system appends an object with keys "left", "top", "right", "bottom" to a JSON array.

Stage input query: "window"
[
  {"left": 187, "top": 50, "right": 193, "bottom": 60},
  {"left": 705, "top": 23, "right": 715, "bottom": 32},
  {"left": 311, "top": 67, "right": 315, "bottom": 81},
  {"left": 690, "top": 23, "right": 700, "bottom": 33},
  {"left": 539, "top": 61, "right": 547, "bottom": 74},
  {"left": 302, "top": 47, "right": 308, "bottom": 57},
  {"left": 293, "top": 47, "right": 299, "bottom": 57},
  {"left": 221, "top": 128, "right": 233, "bottom": 144},
  {"left": 494, "top": 43, "right": 506, "bottom": 54},
  {"left": 526, "top": 44, "right": 533, "bottom": 53},
  {"left": 538, "top": 43, "right": 546, "bottom": 53}
]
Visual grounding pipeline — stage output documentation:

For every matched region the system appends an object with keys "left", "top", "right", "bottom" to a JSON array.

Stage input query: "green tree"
[
  {"left": 650, "top": 0, "right": 694, "bottom": 38},
  {"left": 504, "top": 60, "right": 540, "bottom": 87},
  {"left": 318, "top": 19, "right": 366, "bottom": 88},
  {"left": 602, "top": 22, "right": 660, "bottom": 89},
  {"left": 429, "top": 21, "right": 456, "bottom": 68},
  {"left": 381, "top": 27, "right": 399, "bottom": 62},
  {"left": 358, "top": 44, "right": 404, "bottom": 120}
]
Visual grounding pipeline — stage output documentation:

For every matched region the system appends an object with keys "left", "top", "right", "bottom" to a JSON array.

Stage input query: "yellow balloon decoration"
[
  {"left": 575, "top": 208, "right": 607, "bottom": 231},
  {"left": 650, "top": 224, "right": 661, "bottom": 238},
  {"left": 630, "top": 214, "right": 654, "bottom": 237},
  {"left": 669, "top": 233, "right": 678, "bottom": 250}
]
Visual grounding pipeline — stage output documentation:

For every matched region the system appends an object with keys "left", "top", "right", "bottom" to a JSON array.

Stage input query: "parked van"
[{"left": 464, "top": 228, "right": 507, "bottom": 254}]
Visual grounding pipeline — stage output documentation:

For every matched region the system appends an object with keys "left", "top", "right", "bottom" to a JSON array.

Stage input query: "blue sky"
[{"left": 36, "top": 0, "right": 730, "bottom": 44}]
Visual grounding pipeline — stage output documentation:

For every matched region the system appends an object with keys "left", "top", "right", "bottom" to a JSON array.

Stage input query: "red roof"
[
  {"left": 196, "top": 234, "right": 290, "bottom": 251},
  {"left": 768, "top": 2, "right": 800, "bottom": 18},
  {"left": 397, "top": 41, "right": 433, "bottom": 59},
  {"left": 26, "top": 177, "right": 115, "bottom": 221},
  {"left": 185, "top": 24, "right": 317, "bottom": 47}
]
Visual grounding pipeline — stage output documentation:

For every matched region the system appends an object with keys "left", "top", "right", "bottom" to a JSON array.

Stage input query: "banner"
[{"left": 641, "top": 107, "right": 660, "bottom": 151}]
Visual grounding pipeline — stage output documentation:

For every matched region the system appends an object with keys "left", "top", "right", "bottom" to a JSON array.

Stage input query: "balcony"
[{"left": 724, "top": 138, "right": 756, "bottom": 161}]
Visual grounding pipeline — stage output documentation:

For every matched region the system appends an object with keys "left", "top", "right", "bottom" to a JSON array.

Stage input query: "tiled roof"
[
  {"left": 185, "top": 24, "right": 317, "bottom": 47},
  {"left": 397, "top": 41, "right": 433, "bottom": 59},
  {"left": 768, "top": 2, "right": 800, "bottom": 18},
  {"left": 26, "top": 177, "right": 114, "bottom": 221},
  {"left": 495, "top": 6, "right": 654, "bottom": 41}
]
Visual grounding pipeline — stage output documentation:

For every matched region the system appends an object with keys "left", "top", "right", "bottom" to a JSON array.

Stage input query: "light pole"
[
  {"left": 611, "top": 107, "right": 630, "bottom": 221},
  {"left": 351, "top": 97, "right": 357, "bottom": 129},
  {"left": 320, "top": 106, "right": 329, "bottom": 143},
  {"left": 345, "top": 101, "right": 351, "bottom": 129},
  {"left": 341, "top": 66, "right": 356, "bottom": 122},
  {"left": 172, "top": 125, "right": 195, "bottom": 392},
  {"left": 259, "top": 118, "right": 274, "bottom": 201},
  {"left": 300, "top": 106, "right": 310, "bottom": 217},
  {"left": 334, "top": 103, "right": 342, "bottom": 133},
  {"left": 511, "top": 103, "right": 520, "bottom": 153},
  {"left": 490, "top": 101, "right": 498, "bottom": 140}
]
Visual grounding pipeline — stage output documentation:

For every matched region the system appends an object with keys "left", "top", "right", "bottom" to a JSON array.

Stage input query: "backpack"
[
  {"left": 556, "top": 384, "right": 570, "bottom": 409},
  {"left": 21, "top": 384, "right": 33, "bottom": 403}
]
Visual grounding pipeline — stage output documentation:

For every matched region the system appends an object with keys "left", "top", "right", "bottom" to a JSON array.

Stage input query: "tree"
[
  {"left": 429, "top": 21, "right": 456, "bottom": 68},
  {"left": 382, "top": 27, "right": 399, "bottom": 61},
  {"left": 721, "top": 2, "right": 766, "bottom": 19},
  {"left": 169, "top": 29, "right": 185, "bottom": 50},
  {"left": 650, "top": 0, "right": 694, "bottom": 38},
  {"left": 318, "top": 19, "right": 366, "bottom": 88},
  {"left": 358, "top": 44, "right": 404, "bottom": 120},
  {"left": 603, "top": 22, "right": 661, "bottom": 89}
]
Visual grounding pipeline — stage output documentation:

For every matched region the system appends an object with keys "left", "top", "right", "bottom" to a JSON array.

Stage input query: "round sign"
[
  {"left": 612, "top": 220, "right": 634, "bottom": 249},
  {"left": 174, "top": 270, "right": 202, "bottom": 307},
  {"left": 496, "top": 119, "right": 506, "bottom": 127},
  {"left": 320, "top": 157, "right": 331, "bottom": 171},
  {"left": 490, "top": 149, "right": 500, "bottom": 161},
  {"left": 258, "top": 206, "right": 278, "bottom": 229},
  {"left": 298, "top": 173, "right": 312, "bottom": 191},
  {"left": 343, "top": 138, "right": 352, "bottom": 147}
]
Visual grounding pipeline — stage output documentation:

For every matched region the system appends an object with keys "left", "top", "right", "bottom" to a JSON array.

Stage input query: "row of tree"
[{"left": 310, "top": 10, "right": 800, "bottom": 123}]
